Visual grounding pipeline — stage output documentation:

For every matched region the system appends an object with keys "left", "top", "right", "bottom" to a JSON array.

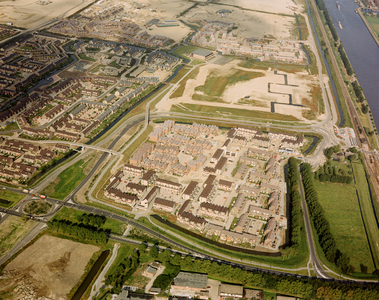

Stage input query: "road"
[{"left": 298, "top": 167, "right": 332, "bottom": 279}]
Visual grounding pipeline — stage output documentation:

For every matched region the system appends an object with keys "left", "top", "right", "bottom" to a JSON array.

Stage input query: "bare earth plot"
[
  {"left": 0, "top": 235, "right": 99, "bottom": 300},
  {"left": 216, "top": 0, "right": 301, "bottom": 15},
  {"left": 162, "top": 60, "right": 322, "bottom": 122},
  {"left": 0, "top": 0, "right": 95, "bottom": 29}
]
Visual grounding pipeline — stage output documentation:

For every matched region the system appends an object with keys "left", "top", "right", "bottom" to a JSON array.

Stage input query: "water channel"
[{"left": 324, "top": 0, "right": 379, "bottom": 127}]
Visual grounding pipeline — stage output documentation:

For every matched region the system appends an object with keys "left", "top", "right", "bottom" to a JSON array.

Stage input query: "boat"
[
  {"left": 355, "top": 8, "right": 358, "bottom": 14},
  {"left": 336, "top": 1, "right": 340, "bottom": 10},
  {"left": 338, "top": 21, "right": 343, "bottom": 29}
]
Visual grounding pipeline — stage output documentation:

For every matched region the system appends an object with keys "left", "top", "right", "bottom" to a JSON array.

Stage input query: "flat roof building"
[{"left": 191, "top": 49, "right": 214, "bottom": 61}]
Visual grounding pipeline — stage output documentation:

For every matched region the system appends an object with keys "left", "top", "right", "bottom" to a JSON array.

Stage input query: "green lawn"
[
  {"left": 171, "top": 103, "right": 299, "bottom": 122},
  {"left": 366, "top": 15, "right": 379, "bottom": 36},
  {"left": 0, "top": 190, "right": 25, "bottom": 208},
  {"left": 313, "top": 179, "right": 375, "bottom": 272},
  {"left": 48, "top": 159, "right": 89, "bottom": 200},
  {"left": 53, "top": 207, "right": 128, "bottom": 235}
]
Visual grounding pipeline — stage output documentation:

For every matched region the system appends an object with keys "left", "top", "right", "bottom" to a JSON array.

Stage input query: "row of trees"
[
  {"left": 338, "top": 44, "right": 354, "bottom": 75},
  {"left": 287, "top": 158, "right": 304, "bottom": 250},
  {"left": 76, "top": 213, "right": 106, "bottom": 228},
  {"left": 301, "top": 163, "right": 351, "bottom": 273},
  {"left": 352, "top": 81, "right": 366, "bottom": 103},
  {"left": 323, "top": 9, "right": 339, "bottom": 42},
  {"left": 47, "top": 219, "right": 108, "bottom": 244}
]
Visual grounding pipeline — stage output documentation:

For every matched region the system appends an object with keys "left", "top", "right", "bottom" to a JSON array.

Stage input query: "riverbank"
[{"left": 358, "top": 9, "right": 379, "bottom": 48}]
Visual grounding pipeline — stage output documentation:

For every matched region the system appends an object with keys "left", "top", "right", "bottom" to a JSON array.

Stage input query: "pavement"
[{"left": 89, "top": 243, "right": 120, "bottom": 300}]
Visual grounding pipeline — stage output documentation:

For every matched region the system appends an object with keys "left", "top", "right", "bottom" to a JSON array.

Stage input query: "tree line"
[
  {"left": 338, "top": 44, "right": 354, "bottom": 75},
  {"left": 301, "top": 163, "right": 351, "bottom": 274},
  {"left": 352, "top": 81, "right": 369, "bottom": 114},
  {"left": 324, "top": 144, "right": 341, "bottom": 159},
  {"left": 76, "top": 212, "right": 106, "bottom": 228},
  {"left": 47, "top": 219, "right": 108, "bottom": 244},
  {"left": 287, "top": 158, "right": 305, "bottom": 251}
]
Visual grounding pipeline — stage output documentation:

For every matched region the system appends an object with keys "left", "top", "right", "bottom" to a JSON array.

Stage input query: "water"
[
  {"left": 324, "top": 0, "right": 379, "bottom": 127},
  {"left": 71, "top": 249, "right": 110, "bottom": 300},
  {"left": 306, "top": 0, "right": 345, "bottom": 126}
]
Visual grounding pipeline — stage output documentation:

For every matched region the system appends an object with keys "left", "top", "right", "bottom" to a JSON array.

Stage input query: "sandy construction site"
[
  {"left": 160, "top": 59, "right": 322, "bottom": 122},
  {"left": 0, "top": 235, "right": 99, "bottom": 300},
  {"left": 0, "top": 0, "right": 94, "bottom": 29},
  {"left": 217, "top": 0, "right": 302, "bottom": 15}
]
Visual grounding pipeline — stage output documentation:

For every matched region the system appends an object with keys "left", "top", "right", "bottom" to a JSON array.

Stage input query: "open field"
[
  {"left": 313, "top": 179, "right": 375, "bottom": 272},
  {"left": 0, "top": 235, "right": 99, "bottom": 300},
  {"left": 0, "top": 0, "right": 95, "bottom": 29},
  {"left": 0, "top": 190, "right": 25, "bottom": 208},
  {"left": 216, "top": 0, "right": 302, "bottom": 15},
  {"left": 366, "top": 16, "right": 379, "bottom": 36},
  {"left": 0, "top": 216, "right": 36, "bottom": 259},
  {"left": 53, "top": 207, "right": 128, "bottom": 235},
  {"left": 42, "top": 158, "right": 89, "bottom": 200},
  {"left": 186, "top": 3, "right": 297, "bottom": 40},
  {"left": 162, "top": 59, "right": 322, "bottom": 122},
  {"left": 0, "top": 122, "right": 19, "bottom": 131}
]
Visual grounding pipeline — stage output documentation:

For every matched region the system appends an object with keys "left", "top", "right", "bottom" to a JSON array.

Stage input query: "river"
[{"left": 324, "top": 0, "right": 379, "bottom": 128}]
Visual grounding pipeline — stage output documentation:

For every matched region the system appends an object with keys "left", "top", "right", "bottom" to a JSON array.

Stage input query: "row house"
[
  {"left": 157, "top": 136, "right": 182, "bottom": 148},
  {"left": 138, "top": 186, "right": 160, "bottom": 210},
  {"left": 172, "top": 124, "right": 199, "bottom": 138},
  {"left": 191, "top": 122, "right": 218, "bottom": 135},
  {"left": 105, "top": 187, "right": 139, "bottom": 207},
  {"left": 183, "top": 144, "right": 203, "bottom": 156},
  {"left": 218, "top": 179, "right": 233, "bottom": 191},
  {"left": 199, "top": 184, "right": 216, "bottom": 203},
  {"left": 247, "top": 148, "right": 271, "bottom": 160},
  {"left": 141, "top": 170, "right": 156, "bottom": 186},
  {"left": 235, "top": 213, "right": 251, "bottom": 234},
  {"left": 227, "top": 128, "right": 237, "bottom": 139},
  {"left": 53, "top": 130, "right": 79, "bottom": 141},
  {"left": 177, "top": 200, "right": 207, "bottom": 232},
  {"left": 214, "top": 156, "right": 228, "bottom": 174},
  {"left": 65, "top": 122, "right": 82, "bottom": 132},
  {"left": 55, "top": 143, "right": 69, "bottom": 153},
  {"left": 248, "top": 171, "right": 271, "bottom": 184},
  {"left": 125, "top": 182, "right": 147, "bottom": 196},
  {"left": 12, "top": 162, "right": 37, "bottom": 174},
  {"left": 4, "top": 140, "right": 39, "bottom": 153},
  {"left": 280, "top": 136, "right": 304, "bottom": 148},
  {"left": 239, "top": 156, "right": 259, "bottom": 167},
  {"left": 22, "top": 154, "right": 50, "bottom": 165},
  {"left": 234, "top": 162, "right": 249, "bottom": 180},
  {"left": 129, "top": 143, "right": 155, "bottom": 166},
  {"left": 82, "top": 120, "right": 100, "bottom": 136},
  {"left": 152, "top": 153, "right": 178, "bottom": 165},
  {"left": 211, "top": 149, "right": 224, "bottom": 163},
  {"left": 232, "top": 135, "right": 247, "bottom": 147},
  {"left": 153, "top": 197, "right": 175, "bottom": 213},
  {"left": 186, "top": 154, "right": 207, "bottom": 171},
  {"left": 237, "top": 126, "right": 258, "bottom": 138},
  {"left": 45, "top": 104, "right": 64, "bottom": 119},
  {"left": 231, "top": 193, "right": 247, "bottom": 215},
  {"left": 221, "top": 138, "right": 231, "bottom": 150},
  {"left": 140, "top": 158, "right": 168, "bottom": 173},
  {"left": 156, "top": 178, "right": 182, "bottom": 193},
  {"left": 169, "top": 163, "right": 190, "bottom": 177},
  {"left": 40, "top": 149, "right": 56, "bottom": 159},
  {"left": 199, "top": 202, "right": 229, "bottom": 220},
  {"left": 206, "top": 223, "right": 258, "bottom": 246},
  {"left": 260, "top": 183, "right": 280, "bottom": 194},
  {"left": 183, "top": 181, "right": 200, "bottom": 200},
  {"left": 23, "top": 127, "right": 52, "bottom": 139},
  {"left": 204, "top": 174, "right": 216, "bottom": 188},
  {"left": 264, "top": 218, "right": 277, "bottom": 236},
  {"left": 0, "top": 155, "right": 13, "bottom": 165},
  {"left": 248, "top": 204, "right": 272, "bottom": 220},
  {"left": 155, "top": 145, "right": 180, "bottom": 156},
  {"left": 268, "top": 131, "right": 297, "bottom": 141},
  {"left": 264, "top": 230, "right": 276, "bottom": 247},
  {"left": 191, "top": 138, "right": 212, "bottom": 150},
  {"left": 124, "top": 163, "right": 144, "bottom": 177},
  {"left": 82, "top": 89, "right": 101, "bottom": 97},
  {"left": 239, "top": 185, "right": 261, "bottom": 199},
  {"left": 0, "top": 145, "right": 23, "bottom": 156},
  {"left": 252, "top": 136, "right": 270, "bottom": 148}
]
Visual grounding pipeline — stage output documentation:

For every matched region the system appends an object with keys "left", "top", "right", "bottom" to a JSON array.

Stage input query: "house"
[
  {"left": 153, "top": 197, "right": 175, "bottom": 212},
  {"left": 183, "top": 181, "right": 199, "bottom": 200},
  {"left": 138, "top": 186, "right": 159, "bottom": 210},
  {"left": 234, "top": 162, "right": 249, "bottom": 180},
  {"left": 231, "top": 193, "right": 247, "bottom": 215},
  {"left": 199, "top": 184, "right": 216, "bottom": 203},
  {"left": 218, "top": 179, "right": 233, "bottom": 191},
  {"left": 124, "top": 164, "right": 144, "bottom": 177},
  {"left": 248, "top": 204, "right": 272, "bottom": 220},
  {"left": 142, "top": 262, "right": 161, "bottom": 278},
  {"left": 199, "top": 202, "right": 229, "bottom": 220},
  {"left": 141, "top": 170, "right": 156, "bottom": 186},
  {"left": 155, "top": 178, "right": 182, "bottom": 193}
]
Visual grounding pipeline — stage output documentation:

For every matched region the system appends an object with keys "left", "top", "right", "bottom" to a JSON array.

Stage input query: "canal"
[{"left": 324, "top": 0, "right": 379, "bottom": 128}]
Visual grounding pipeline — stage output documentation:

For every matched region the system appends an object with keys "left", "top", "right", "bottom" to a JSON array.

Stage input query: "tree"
[
  {"left": 150, "top": 244, "right": 159, "bottom": 259},
  {"left": 158, "top": 249, "right": 172, "bottom": 263},
  {"left": 138, "top": 242, "right": 147, "bottom": 254}
]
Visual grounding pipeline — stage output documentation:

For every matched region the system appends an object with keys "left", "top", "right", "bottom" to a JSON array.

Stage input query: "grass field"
[
  {"left": 170, "top": 68, "right": 200, "bottom": 99},
  {"left": 366, "top": 15, "right": 379, "bottom": 36},
  {"left": 194, "top": 69, "right": 264, "bottom": 97},
  {"left": 23, "top": 200, "right": 52, "bottom": 215},
  {"left": 171, "top": 103, "right": 299, "bottom": 122},
  {"left": 172, "top": 45, "right": 201, "bottom": 59},
  {"left": 313, "top": 179, "right": 375, "bottom": 272},
  {"left": 169, "top": 67, "right": 191, "bottom": 84},
  {"left": 53, "top": 207, "right": 128, "bottom": 235},
  {"left": 351, "top": 161, "right": 379, "bottom": 270},
  {"left": 192, "top": 93, "right": 228, "bottom": 103},
  {"left": 0, "top": 216, "right": 36, "bottom": 258},
  {"left": 0, "top": 190, "right": 25, "bottom": 208},
  {"left": 46, "top": 159, "right": 89, "bottom": 200},
  {"left": 0, "top": 122, "right": 19, "bottom": 131}
]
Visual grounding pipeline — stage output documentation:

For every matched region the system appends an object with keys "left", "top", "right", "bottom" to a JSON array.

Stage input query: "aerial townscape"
[{"left": 1, "top": 0, "right": 379, "bottom": 299}]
